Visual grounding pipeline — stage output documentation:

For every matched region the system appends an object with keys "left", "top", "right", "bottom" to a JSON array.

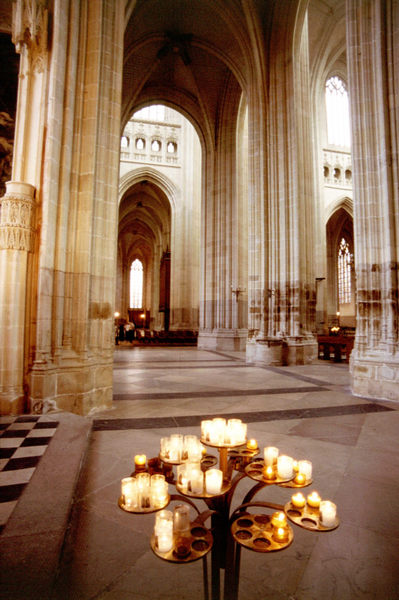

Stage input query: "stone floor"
[{"left": 2, "top": 346, "right": 399, "bottom": 599}]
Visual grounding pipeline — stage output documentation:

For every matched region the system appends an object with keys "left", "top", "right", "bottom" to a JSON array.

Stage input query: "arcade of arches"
[{"left": 0, "top": 0, "right": 398, "bottom": 416}]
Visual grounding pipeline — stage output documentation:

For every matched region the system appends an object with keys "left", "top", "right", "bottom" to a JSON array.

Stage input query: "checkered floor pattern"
[{"left": 0, "top": 415, "right": 59, "bottom": 534}]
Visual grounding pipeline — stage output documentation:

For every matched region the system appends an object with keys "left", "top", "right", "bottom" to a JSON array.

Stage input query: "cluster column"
[{"left": 347, "top": 0, "right": 399, "bottom": 400}]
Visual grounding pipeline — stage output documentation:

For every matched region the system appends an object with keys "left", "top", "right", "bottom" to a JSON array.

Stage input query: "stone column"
[
  {"left": 347, "top": 0, "right": 399, "bottom": 400},
  {"left": 246, "top": 5, "right": 317, "bottom": 366},
  {"left": 0, "top": 181, "right": 35, "bottom": 413},
  {"left": 197, "top": 77, "right": 248, "bottom": 351}
]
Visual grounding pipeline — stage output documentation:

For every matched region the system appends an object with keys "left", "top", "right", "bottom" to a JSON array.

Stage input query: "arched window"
[
  {"left": 151, "top": 139, "right": 161, "bottom": 152},
  {"left": 325, "top": 76, "right": 351, "bottom": 148},
  {"left": 167, "top": 141, "right": 177, "bottom": 153},
  {"left": 338, "top": 238, "right": 352, "bottom": 304},
  {"left": 130, "top": 259, "right": 143, "bottom": 308},
  {"left": 135, "top": 137, "right": 145, "bottom": 150},
  {"left": 121, "top": 135, "right": 129, "bottom": 148}
]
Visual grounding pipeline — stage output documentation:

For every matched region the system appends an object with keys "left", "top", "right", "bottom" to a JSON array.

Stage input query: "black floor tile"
[
  {"left": 3, "top": 456, "right": 41, "bottom": 471},
  {"left": 1, "top": 430, "right": 31, "bottom": 438},
  {"left": 0, "top": 448, "right": 16, "bottom": 460},
  {"left": 0, "top": 483, "right": 27, "bottom": 502},
  {"left": 34, "top": 421, "right": 59, "bottom": 429},
  {"left": 21, "top": 437, "right": 52, "bottom": 447}
]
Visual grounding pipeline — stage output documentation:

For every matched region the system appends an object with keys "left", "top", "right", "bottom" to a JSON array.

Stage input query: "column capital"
[{"left": 0, "top": 180, "right": 36, "bottom": 251}]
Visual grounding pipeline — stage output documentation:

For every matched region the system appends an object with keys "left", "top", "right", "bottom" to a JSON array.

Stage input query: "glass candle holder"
[
  {"left": 169, "top": 434, "right": 184, "bottom": 462},
  {"left": 264, "top": 446, "right": 279, "bottom": 466},
  {"left": 298, "top": 460, "right": 312, "bottom": 480},
  {"left": 319, "top": 501, "right": 337, "bottom": 527},
  {"left": 201, "top": 420, "right": 213, "bottom": 442},
  {"left": 177, "top": 463, "right": 188, "bottom": 490},
  {"left": 173, "top": 504, "right": 190, "bottom": 534},
  {"left": 121, "top": 477, "right": 138, "bottom": 508},
  {"left": 136, "top": 472, "right": 151, "bottom": 509},
  {"left": 211, "top": 418, "right": 226, "bottom": 445},
  {"left": 277, "top": 455, "right": 294, "bottom": 479},
  {"left": 187, "top": 464, "right": 203, "bottom": 494},
  {"left": 154, "top": 510, "right": 173, "bottom": 552},
  {"left": 205, "top": 468, "right": 223, "bottom": 494},
  {"left": 151, "top": 473, "right": 168, "bottom": 507},
  {"left": 160, "top": 437, "right": 170, "bottom": 459}
]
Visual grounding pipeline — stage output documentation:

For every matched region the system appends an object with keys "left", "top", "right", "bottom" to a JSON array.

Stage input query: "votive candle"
[
  {"left": 307, "top": 491, "right": 321, "bottom": 508},
  {"left": 277, "top": 455, "right": 294, "bottom": 479},
  {"left": 271, "top": 511, "right": 287, "bottom": 528},
  {"left": 247, "top": 438, "right": 258, "bottom": 450},
  {"left": 205, "top": 468, "right": 223, "bottom": 494},
  {"left": 291, "top": 492, "right": 306, "bottom": 508},
  {"left": 319, "top": 501, "right": 337, "bottom": 527},
  {"left": 298, "top": 460, "right": 312, "bottom": 481},
  {"left": 264, "top": 446, "right": 279, "bottom": 466}
]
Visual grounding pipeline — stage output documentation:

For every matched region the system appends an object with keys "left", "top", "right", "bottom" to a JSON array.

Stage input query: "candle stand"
[{"left": 118, "top": 419, "right": 339, "bottom": 600}]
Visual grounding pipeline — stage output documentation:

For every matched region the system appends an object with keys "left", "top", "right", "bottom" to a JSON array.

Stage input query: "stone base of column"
[
  {"left": 246, "top": 336, "right": 317, "bottom": 366},
  {"left": 0, "top": 391, "right": 27, "bottom": 415},
  {"left": 350, "top": 352, "right": 399, "bottom": 402},
  {"left": 246, "top": 338, "right": 283, "bottom": 365},
  {"left": 282, "top": 337, "right": 318, "bottom": 365},
  {"left": 29, "top": 359, "right": 113, "bottom": 415},
  {"left": 198, "top": 329, "right": 248, "bottom": 351}
]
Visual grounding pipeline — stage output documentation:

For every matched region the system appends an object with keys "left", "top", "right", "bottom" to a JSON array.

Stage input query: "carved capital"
[
  {"left": 0, "top": 181, "right": 36, "bottom": 251},
  {"left": 12, "top": 0, "right": 48, "bottom": 69}
]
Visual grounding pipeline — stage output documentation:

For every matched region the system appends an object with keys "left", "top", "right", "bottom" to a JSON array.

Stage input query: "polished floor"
[{"left": 2, "top": 346, "right": 399, "bottom": 599}]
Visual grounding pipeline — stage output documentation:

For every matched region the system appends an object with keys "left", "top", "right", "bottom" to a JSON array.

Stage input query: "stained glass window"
[
  {"left": 338, "top": 238, "right": 351, "bottom": 304},
  {"left": 130, "top": 259, "right": 143, "bottom": 308}
]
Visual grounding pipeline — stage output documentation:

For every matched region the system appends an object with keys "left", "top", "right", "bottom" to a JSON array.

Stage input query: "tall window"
[
  {"left": 325, "top": 76, "right": 351, "bottom": 147},
  {"left": 338, "top": 238, "right": 352, "bottom": 304},
  {"left": 130, "top": 259, "right": 143, "bottom": 308}
]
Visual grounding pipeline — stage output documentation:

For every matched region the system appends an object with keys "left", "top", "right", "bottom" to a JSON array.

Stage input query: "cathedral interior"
[{"left": 0, "top": 1, "right": 398, "bottom": 599}]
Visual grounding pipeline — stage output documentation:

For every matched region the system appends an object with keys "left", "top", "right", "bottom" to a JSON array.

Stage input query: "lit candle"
[
  {"left": 169, "top": 434, "right": 184, "bottom": 462},
  {"left": 294, "top": 472, "right": 306, "bottom": 485},
  {"left": 264, "top": 446, "right": 279, "bottom": 466},
  {"left": 121, "top": 477, "right": 137, "bottom": 507},
  {"left": 319, "top": 501, "right": 337, "bottom": 527},
  {"left": 263, "top": 465, "right": 275, "bottom": 480},
  {"left": 205, "top": 468, "right": 223, "bottom": 494},
  {"left": 136, "top": 472, "right": 151, "bottom": 508},
  {"left": 157, "top": 532, "right": 173, "bottom": 553},
  {"left": 154, "top": 510, "right": 173, "bottom": 552},
  {"left": 291, "top": 492, "right": 306, "bottom": 508},
  {"left": 277, "top": 455, "right": 294, "bottom": 479},
  {"left": 201, "top": 420, "right": 213, "bottom": 442},
  {"left": 298, "top": 460, "right": 312, "bottom": 481},
  {"left": 271, "top": 511, "right": 287, "bottom": 528},
  {"left": 273, "top": 526, "right": 288, "bottom": 543},
  {"left": 187, "top": 464, "right": 203, "bottom": 494},
  {"left": 211, "top": 418, "right": 226, "bottom": 445},
  {"left": 134, "top": 454, "right": 147, "bottom": 470},
  {"left": 247, "top": 439, "right": 258, "bottom": 450},
  {"left": 151, "top": 474, "right": 168, "bottom": 507},
  {"left": 177, "top": 463, "right": 188, "bottom": 490},
  {"left": 307, "top": 491, "right": 321, "bottom": 508}
]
